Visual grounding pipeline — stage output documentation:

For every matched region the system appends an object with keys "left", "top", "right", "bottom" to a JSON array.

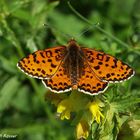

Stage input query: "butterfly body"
[
  {"left": 17, "top": 39, "right": 135, "bottom": 95},
  {"left": 64, "top": 40, "right": 84, "bottom": 89}
]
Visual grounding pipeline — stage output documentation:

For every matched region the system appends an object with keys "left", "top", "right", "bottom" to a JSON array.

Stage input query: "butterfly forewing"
[
  {"left": 17, "top": 46, "right": 66, "bottom": 79},
  {"left": 82, "top": 48, "right": 135, "bottom": 83}
]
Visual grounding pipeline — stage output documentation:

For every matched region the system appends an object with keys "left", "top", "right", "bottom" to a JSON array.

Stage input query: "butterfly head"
[
  {"left": 67, "top": 39, "right": 80, "bottom": 51},
  {"left": 68, "top": 38, "right": 76, "bottom": 44}
]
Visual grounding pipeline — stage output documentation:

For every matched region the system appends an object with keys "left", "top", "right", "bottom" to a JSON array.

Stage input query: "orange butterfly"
[{"left": 17, "top": 39, "right": 135, "bottom": 95}]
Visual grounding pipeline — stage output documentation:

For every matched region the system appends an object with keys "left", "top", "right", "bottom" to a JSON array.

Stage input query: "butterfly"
[{"left": 17, "top": 39, "right": 135, "bottom": 95}]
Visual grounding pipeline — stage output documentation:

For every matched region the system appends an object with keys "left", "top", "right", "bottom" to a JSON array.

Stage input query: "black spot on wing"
[
  {"left": 40, "top": 52, "right": 45, "bottom": 58},
  {"left": 48, "top": 59, "right": 52, "bottom": 62},
  {"left": 105, "top": 64, "right": 109, "bottom": 67},
  {"left": 51, "top": 63, "right": 57, "bottom": 68},
  {"left": 97, "top": 53, "right": 104, "bottom": 61},
  {"left": 105, "top": 56, "right": 110, "bottom": 62},
  {"left": 106, "top": 73, "right": 111, "bottom": 78},
  {"left": 37, "top": 68, "right": 41, "bottom": 71},
  {"left": 42, "top": 60, "right": 46, "bottom": 63},
  {"left": 41, "top": 70, "right": 46, "bottom": 74},
  {"left": 98, "top": 62, "right": 103, "bottom": 65},
  {"left": 94, "top": 65, "right": 100, "bottom": 70},
  {"left": 46, "top": 50, "right": 53, "bottom": 58}
]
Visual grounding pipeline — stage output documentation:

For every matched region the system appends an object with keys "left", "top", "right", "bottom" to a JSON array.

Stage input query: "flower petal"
[
  {"left": 88, "top": 100, "right": 104, "bottom": 123},
  {"left": 76, "top": 120, "right": 89, "bottom": 139},
  {"left": 57, "top": 99, "right": 71, "bottom": 120}
]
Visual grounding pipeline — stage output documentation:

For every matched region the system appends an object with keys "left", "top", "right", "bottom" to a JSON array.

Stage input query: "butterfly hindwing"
[
  {"left": 82, "top": 48, "right": 135, "bottom": 83},
  {"left": 78, "top": 62, "right": 108, "bottom": 95},
  {"left": 42, "top": 64, "right": 72, "bottom": 93},
  {"left": 17, "top": 46, "right": 66, "bottom": 79}
]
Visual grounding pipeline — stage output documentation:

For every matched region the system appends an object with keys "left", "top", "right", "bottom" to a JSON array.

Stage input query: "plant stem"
[{"left": 68, "top": 2, "right": 137, "bottom": 51}]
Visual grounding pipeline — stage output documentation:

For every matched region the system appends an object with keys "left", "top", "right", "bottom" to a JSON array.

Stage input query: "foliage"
[{"left": 0, "top": 0, "right": 140, "bottom": 140}]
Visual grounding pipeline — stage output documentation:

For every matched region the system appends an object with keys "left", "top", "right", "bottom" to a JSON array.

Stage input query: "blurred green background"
[{"left": 0, "top": 0, "right": 140, "bottom": 140}]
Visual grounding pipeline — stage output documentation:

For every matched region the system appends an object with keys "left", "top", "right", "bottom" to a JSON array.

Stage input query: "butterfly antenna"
[
  {"left": 75, "top": 22, "right": 100, "bottom": 39},
  {"left": 43, "top": 23, "right": 73, "bottom": 40},
  {"left": 68, "top": 1, "right": 132, "bottom": 49}
]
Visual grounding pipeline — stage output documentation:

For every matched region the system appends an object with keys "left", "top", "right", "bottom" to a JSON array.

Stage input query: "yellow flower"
[
  {"left": 56, "top": 91, "right": 89, "bottom": 120},
  {"left": 76, "top": 120, "right": 89, "bottom": 139},
  {"left": 88, "top": 100, "right": 104, "bottom": 123},
  {"left": 57, "top": 99, "right": 71, "bottom": 120},
  {"left": 46, "top": 91, "right": 106, "bottom": 139}
]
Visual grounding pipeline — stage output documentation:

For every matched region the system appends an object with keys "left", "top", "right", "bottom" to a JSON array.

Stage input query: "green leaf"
[
  {"left": 11, "top": 86, "right": 31, "bottom": 113},
  {"left": 48, "top": 9, "right": 85, "bottom": 40},
  {"left": 0, "top": 77, "right": 20, "bottom": 111},
  {"left": 0, "top": 56, "right": 17, "bottom": 74}
]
